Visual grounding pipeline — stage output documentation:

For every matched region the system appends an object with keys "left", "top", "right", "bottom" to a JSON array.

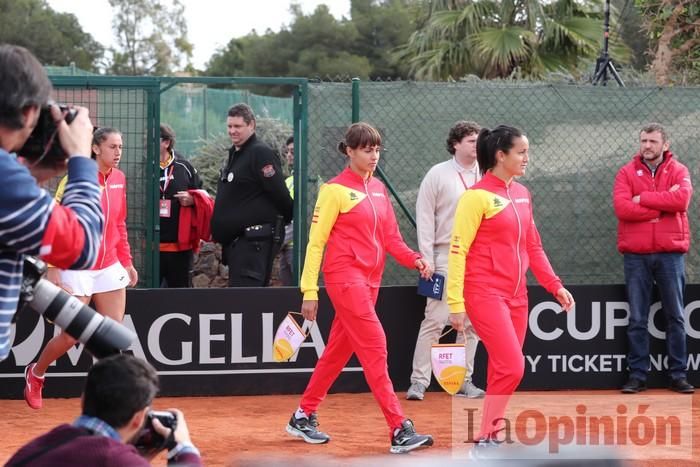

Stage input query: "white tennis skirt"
[{"left": 60, "top": 262, "right": 129, "bottom": 297}]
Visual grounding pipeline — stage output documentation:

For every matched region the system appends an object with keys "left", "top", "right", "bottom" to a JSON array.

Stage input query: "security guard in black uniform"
[{"left": 211, "top": 103, "right": 293, "bottom": 286}]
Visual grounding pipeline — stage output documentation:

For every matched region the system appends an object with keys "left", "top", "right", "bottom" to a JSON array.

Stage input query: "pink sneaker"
[{"left": 24, "top": 363, "right": 44, "bottom": 409}]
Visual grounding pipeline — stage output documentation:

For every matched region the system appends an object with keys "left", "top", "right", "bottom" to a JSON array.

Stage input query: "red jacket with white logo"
[
  {"left": 301, "top": 168, "right": 420, "bottom": 300},
  {"left": 447, "top": 172, "right": 562, "bottom": 313},
  {"left": 96, "top": 168, "right": 132, "bottom": 269},
  {"left": 613, "top": 151, "right": 692, "bottom": 254},
  {"left": 57, "top": 169, "right": 132, "bottom": 270}
]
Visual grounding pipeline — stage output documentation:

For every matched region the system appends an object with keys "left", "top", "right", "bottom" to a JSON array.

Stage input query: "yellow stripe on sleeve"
[
  {"left": 446, "top": 189, "right": 492, "bottom": 313},
  {"left": 54, "top": 175, "right": 68, "bottom": 203},
  {"left": 300, "top": 183, "right": 341, "bottom": 300}
]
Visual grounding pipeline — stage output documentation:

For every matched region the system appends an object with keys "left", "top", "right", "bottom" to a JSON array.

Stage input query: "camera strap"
[
  {"left": 164, "top": 428, "right": 177, "bottom": 452},
  {"left": 11, "top": 428, "right": 93, "bottom": 466},
  {"left": 28, "top": 127, "right": 60, "bottom": 169}
]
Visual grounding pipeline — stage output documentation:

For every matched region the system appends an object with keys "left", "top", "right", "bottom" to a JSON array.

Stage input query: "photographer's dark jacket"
[
  {"left": 0, "top": 153, "right": 103, "bottom": 361},
  {"left": 6, "top": 420, "right": 202, "bottom": 467},
  {"left": 211, "top": 134, "right": 293, "bottom": 245}
]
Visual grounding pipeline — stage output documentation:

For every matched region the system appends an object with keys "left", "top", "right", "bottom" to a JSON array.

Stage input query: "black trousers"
[
  {"left": 160, "top": 250, "right": 193, "bottom": 288},
  {"left": 224, "top": 235, "right": 281, "bottom": 287}
]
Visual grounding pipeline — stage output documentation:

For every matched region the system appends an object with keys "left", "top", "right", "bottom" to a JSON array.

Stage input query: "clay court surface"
[{"left": 2, "top": 390, "right": 698, "bottom": 466}]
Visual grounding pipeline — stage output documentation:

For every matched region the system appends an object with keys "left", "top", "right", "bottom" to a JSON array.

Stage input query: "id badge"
[{"left": 159, "top": 199, "right": 172, "bottom": 218}]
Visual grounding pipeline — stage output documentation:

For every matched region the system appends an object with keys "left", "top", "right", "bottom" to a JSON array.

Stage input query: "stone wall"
[{"left": 191, "top": 242, "right": 284, "bottom": 288}]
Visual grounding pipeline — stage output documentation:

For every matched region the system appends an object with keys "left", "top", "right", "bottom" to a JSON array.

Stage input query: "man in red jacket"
[{"left": 612, "top": 123, "right": 694, "bottom": 395}]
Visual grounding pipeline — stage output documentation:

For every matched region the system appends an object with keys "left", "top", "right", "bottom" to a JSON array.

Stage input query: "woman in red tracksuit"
[
  {"left": 446, "top": 125, "right": 575, "bottom": 452},
  {"left": 25, "top": 127, "right": 137, "bottom": 410},
  {"left": 285, "top": 123, "right": 434, "bottom": 454}
]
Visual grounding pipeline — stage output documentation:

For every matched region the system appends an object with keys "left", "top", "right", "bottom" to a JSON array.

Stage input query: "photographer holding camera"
[
  {"left": 0, "top": 45, "right": 104, "bottom": 362},
  {"left": 7, "top": 353, "right": 202, "bottom": 466}
]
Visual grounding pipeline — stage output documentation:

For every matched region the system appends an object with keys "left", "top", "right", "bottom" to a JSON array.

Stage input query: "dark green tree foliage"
[
  {"left": 0, "top": 0, "right": 103, "bottom": 71},
  {"left": 206, "top": 38, "right": 246, "bottom": 77},
  {"left": 108, "top": 0, "right": 193, "bottom": 75},
  {"left": 612, "top": 0, "right": 649, "bottom": 70},
  {"left": 285, "top": 4, "right": 371, "bottom": 78},
  {"left": 190, "top": 118, "right": 292, "bottom": 194},
  {"left": 350, "top": 0, "right": 415, "bottom": 78},
  {"left": 635, "top": 0, "right": 700, "bottom": 85},
  {"left": 206, "top": 1, "right": 414, "bottom": 80},
  {"left": 395, "top": 0, "right": 617, "bottom": 80}
]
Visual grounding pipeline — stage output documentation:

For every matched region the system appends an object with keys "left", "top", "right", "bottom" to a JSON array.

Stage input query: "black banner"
[{"left": 1, "top": 285, "right": 698, "bottom": 398}]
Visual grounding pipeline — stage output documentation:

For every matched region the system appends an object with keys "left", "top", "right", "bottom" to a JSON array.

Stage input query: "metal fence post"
[
  {"left": 147, "top": 83, "right": 161, "bottom": 288},
  {"left": 352, "top": 77, "right": 360, "bottom": 123},
  {"left": 298, "top": 80, "right": 311, "bottom": 287},
  {"left": 351, "top": 78, "right": 416, "bottom": 228}
]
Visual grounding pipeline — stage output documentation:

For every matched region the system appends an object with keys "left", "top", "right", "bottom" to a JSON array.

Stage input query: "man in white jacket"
[{"left": 407, "top": 121, "right": 485, "bottom": 401}]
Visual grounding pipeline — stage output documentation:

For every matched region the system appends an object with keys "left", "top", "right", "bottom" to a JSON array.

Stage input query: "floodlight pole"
[{"left": 592, "top": 0, "right": 625, "bottom": 86}]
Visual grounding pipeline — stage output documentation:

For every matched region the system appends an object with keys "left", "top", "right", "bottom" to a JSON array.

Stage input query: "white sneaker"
[
  {"left": 456, "top": 380, "right": 485, "bottom": 399},
  {"left": 468, "top": 435, "right": 502, "bottom": 459},
  {"left": 406, "top": 382, "right": 426, "bottom": 401}
]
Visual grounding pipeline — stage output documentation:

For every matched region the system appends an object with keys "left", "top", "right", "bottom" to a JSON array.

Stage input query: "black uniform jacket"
[{"left": 211, "top": 134, "right": 293, "bottom": 245}]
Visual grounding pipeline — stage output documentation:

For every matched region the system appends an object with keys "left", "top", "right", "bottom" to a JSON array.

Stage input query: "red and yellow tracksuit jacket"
[
  {"left": 56, "top": 169, "right": 133, "bottom": 270},
  {"left": 301, "top": 168, "right": 420, "bottom": 300},
  {"left": 447, "top": 172, "right": 562, "bottom": 313},
  {"left": 612, "top": 151, "right": 691, "bottom": 255}
]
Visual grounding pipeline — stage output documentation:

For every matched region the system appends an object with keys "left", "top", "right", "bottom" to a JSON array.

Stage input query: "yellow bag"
[
  {"left": 430, "top": 328, "right": 468, "bottom": 395},
  {"left": 272, "top": 312, "right": 309, "bottom": 362}
]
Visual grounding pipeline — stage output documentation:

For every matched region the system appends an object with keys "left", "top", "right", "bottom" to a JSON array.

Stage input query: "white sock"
[{"left": 294, "top": 408, "right": 307, "bottom": 420}]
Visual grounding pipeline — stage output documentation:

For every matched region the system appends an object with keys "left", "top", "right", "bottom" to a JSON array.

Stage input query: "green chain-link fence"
[
  {"left": 50, "top": 76, "right": 305, "bottom": 288},
  {"left": 49, "top": 76, "right": 161, "bottom": 287},
  {"left": 307, "top": 80, "right": 700, "bottom": 286},
  {"left": 49, "top": 76, "right": 700, "bottom": 288},
  {"left": 160, "top": 86, "right": 293, "bottom": 157}
]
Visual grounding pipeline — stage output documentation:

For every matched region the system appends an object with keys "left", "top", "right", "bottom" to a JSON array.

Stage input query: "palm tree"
[{"left": 396, "top": 0, "right": 620, "bottom": 80}]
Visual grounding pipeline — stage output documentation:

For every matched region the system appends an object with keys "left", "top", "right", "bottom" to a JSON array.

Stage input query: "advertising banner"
[{"left": 1, "top": 285, "right": 698, "bottom": 398}]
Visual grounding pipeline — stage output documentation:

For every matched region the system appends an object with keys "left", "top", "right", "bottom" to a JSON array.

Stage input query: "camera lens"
[{"left": 27, "top": 279, "right": 135, "bottom": 358}]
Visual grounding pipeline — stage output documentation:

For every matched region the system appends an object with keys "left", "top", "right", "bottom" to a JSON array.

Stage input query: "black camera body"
[
  {"left": 133, "top": 410, "right": 178, "bottom": 456},
  {"left": 16, "top": 256, "right": 46, "bottom": 314},
  {"left": 18, "top": 256, "right": 136, "bottom": 358},
  {"left": 19, "top": 102, "right": 77, "bottom": 165}
]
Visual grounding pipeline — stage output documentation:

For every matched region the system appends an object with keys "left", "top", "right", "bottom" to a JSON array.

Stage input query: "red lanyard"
[{"left": 457, "top": 172, "right": 469, "bottom": 190}]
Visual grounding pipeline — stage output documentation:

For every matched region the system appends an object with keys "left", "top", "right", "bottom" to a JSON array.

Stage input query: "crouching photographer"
[
  {"left": 0, "top": 44, "right": 103, "bottom": 362},
  {"left": 7, "top": 354, "right": 202, "bottom": 467}
]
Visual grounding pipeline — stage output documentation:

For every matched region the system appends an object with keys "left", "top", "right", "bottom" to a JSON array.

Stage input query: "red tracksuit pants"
[
  {"left": 466, "top": 293, "right": 528, "bottom": 439},
  {"left": 299, "top": 283, "right": 405, "bottom": 435}
]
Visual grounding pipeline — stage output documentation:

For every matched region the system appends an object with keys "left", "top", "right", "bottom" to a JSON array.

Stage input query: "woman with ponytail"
[
  {"left": 285, "top": 122, "right": 435, "bottom": 454},
  {"left": 24, "top": 127, "right": 136, "bottom": 410},
  {"left": 446, "top": 125, "right": 575, "bottom": 455}
]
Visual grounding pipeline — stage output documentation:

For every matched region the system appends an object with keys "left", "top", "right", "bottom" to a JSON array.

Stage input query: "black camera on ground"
[
  {"left": 133, "top": 410, "right": 178, "bottom": 456},
  {"left": 19, "top": 102, "right": 78, "bottom": 166},
  {"left": 17, "top": 256, "right": 136, "bottom": 358}
]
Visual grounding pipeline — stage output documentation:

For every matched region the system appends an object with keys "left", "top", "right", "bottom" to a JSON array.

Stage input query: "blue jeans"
[{"left": 624, "top": 253, "right": 687, "bottom": 381}]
